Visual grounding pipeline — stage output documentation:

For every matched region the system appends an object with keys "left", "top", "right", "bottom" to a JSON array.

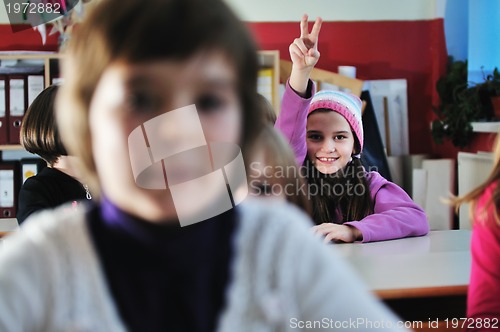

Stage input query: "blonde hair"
[{"left": 452, "top": 134, "right": 500, "bottom": 225}]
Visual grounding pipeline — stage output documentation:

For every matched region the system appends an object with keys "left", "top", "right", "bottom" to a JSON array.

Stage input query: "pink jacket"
[
  {"left": 275, "top": 81, "right": 429, "bottom": 242},
  {"left": 467, "top": 182, "right": 500, "bottom": 329}
]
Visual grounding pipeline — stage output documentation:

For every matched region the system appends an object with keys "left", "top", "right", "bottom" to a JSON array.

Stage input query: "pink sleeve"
[
  {"left": 274, "top": 80, "right": 315, "bottom": 166},
  {"left": 467, "top": 184, "right": 500, "bottom": 330},
  {"left": 344, "top": 172, "right": 429, "bottom": 243}
]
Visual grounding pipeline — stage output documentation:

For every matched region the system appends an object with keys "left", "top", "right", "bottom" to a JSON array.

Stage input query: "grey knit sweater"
[{"left": 0, "top": 199, "right": 407, "bottom": 331}]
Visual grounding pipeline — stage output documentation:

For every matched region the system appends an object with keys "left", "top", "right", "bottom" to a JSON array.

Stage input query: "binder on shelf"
[
  {"left": 257, "top": 68, "right": 274, "bottom": 108},
  {"left": 20, "top": 158, "right": 46, "bottom": 184},
  {"left": 49, "top": 58, "right": 61, "bottom": 85},
  {"left": 0, "top": 75, "right": 7, "bottom": 145},
  {"left": 0, "top": 162, "right": 19, "bottom": 219},
  {"left": 7, "top": 75, "right": 27, "bottom": 145},
  {"left": 27, "top": 74, "right": 44, "bottom": 106}
]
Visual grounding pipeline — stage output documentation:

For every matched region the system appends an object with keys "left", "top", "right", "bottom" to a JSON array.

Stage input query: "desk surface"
[{"left": 333, "top": 230, "right": 471, "bottom": 299}]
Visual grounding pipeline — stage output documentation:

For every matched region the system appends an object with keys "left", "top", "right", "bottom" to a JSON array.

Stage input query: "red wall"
[
  {"left": 0, "top": 22, "right": 491, "bottom": 158},
  {"left": 0, "top": 25, "right": 58, "bottom": 51},
  {"left": 249, "top": 20, "right": 452, "bottom": 156}
]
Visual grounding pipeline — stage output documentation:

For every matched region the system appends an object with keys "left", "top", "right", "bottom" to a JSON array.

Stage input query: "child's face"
[
  {"left": 306, "top": 111, "right": 355, "bottom": 174},
  {"left": 88, "top": 52, "right": 242, "bottom": 221}
]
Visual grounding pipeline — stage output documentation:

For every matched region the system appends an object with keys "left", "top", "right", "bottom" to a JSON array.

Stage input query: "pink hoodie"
[{"left": 275, "top": 81, "right": 429, "bottom": 242}]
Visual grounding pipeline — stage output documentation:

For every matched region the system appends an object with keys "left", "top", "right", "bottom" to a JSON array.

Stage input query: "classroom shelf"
[
  {"left": 0, "top": 52, "right": 62, "bottom": 88},
  {"left": 0, "top": 51, "right": 280, "bottom": 153},
  {"left": 257, "top": 50, "right": 280, "bottom": 112},
  {"left": 0, "top": 145, "right": 24, "bottom": 151}
]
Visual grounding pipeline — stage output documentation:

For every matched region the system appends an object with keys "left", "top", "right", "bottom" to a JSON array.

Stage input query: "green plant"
[{"left": 432, "top": 57, "right": 500, "bottom": 148}]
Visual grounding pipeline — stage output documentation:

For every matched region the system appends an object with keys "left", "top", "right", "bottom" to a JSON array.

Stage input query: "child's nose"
[
  {"left": 147, "top": 104, "right": 207, "bottom": 159},
  {"left": 321, "top": 139, "right": 335, "bottom": 152}
]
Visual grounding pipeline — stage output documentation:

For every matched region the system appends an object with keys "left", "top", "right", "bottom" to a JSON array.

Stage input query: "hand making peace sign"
[{"left": 289, "top": 14, "right": 323, "bottom": 71}]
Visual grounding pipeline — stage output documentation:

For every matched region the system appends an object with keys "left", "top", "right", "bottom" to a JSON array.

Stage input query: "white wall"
[
  {"left": 0, "top": 1, "right": 447, "bottom": 24},
  {"left": 224, "top": 0, "right": 446, "bottom": 22}
]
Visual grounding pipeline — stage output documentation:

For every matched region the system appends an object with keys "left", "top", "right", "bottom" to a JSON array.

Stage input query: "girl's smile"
[{"left": 306, "top": 111, "right": 355, "bottom": 174}]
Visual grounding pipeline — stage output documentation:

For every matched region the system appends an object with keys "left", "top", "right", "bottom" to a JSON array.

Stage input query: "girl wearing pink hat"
[{"left": 276, "top": 15, "right": 429, "bottom": 243}]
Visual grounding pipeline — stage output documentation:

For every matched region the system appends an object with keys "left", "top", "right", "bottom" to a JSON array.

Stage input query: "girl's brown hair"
[
  {"left": 304, "top": 157, "right": 374, "bottom": 224},
  {"left": 57, "top": 0, "right": 262, "bottom": 197},
  {"left": 21, "top": 84, "right": 67, "bottom": 166},
  {"left": 452, "top": 135, "right": 500, "bottom": 225}
]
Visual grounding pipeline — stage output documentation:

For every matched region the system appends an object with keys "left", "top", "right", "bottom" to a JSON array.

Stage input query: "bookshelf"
[
  {"left": 0, "top": 51, "right": 281, "bottom": 151},
  {"left": 0, "top": 52, "right": 62, "bottom": 88},
  {"left": 0, "top": 52, "right": 62, "bottom": 152},
  {"left": 0, "top": 53, "right": 61, "bottom": 224},
  {"left": 257, "top": 50, "right": 280, "bottom": 113}
]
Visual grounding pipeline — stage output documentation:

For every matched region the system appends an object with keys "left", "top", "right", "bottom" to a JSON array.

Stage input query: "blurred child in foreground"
[{"left": 0, "top": 1, "right": 408, "bottom": 331}]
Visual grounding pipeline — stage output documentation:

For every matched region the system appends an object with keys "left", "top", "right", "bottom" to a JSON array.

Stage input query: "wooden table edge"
[{"left": 375, "top": 285, "right": 468, "bottom": 299}]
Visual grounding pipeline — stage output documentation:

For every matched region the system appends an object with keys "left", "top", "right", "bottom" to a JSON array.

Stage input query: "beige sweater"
[{"left": 0, "top": 200, "right": 408, "bottom": 331}]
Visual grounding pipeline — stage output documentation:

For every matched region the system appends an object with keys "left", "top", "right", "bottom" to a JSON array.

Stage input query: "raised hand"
[
  {"left": 289, "top": 14, "right": 322, "bottom": 95},
  {"left": 289, "top": 14, "right": 322, "bottom": 70}
]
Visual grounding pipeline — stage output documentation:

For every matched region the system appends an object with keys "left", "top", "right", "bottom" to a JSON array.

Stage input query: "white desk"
[{"left": 334, "top": 230, "right": 471, "bottom": 299}]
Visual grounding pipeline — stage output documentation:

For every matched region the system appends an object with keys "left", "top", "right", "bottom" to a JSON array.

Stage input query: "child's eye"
[
  {"left": 195, "top": 94, "right": 224, "bottom": 112},
  {"left": 307, "top": 134, "right": 322, "bottom": 141},
  {"left": 127, "top": 91, "right": 160, "bottom": 113},
  {"left": 334, "top": 135, "right": 346, "bottom": 140}
]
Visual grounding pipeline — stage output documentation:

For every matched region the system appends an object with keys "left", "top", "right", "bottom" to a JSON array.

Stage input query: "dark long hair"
[{"left": 302, "top": 142, "right": 374, "bottom": 224}]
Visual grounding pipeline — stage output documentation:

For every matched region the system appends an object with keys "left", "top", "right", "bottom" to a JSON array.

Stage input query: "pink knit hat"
[{"left": 308, "top": 90, "right": 364, "bottom": 153}]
